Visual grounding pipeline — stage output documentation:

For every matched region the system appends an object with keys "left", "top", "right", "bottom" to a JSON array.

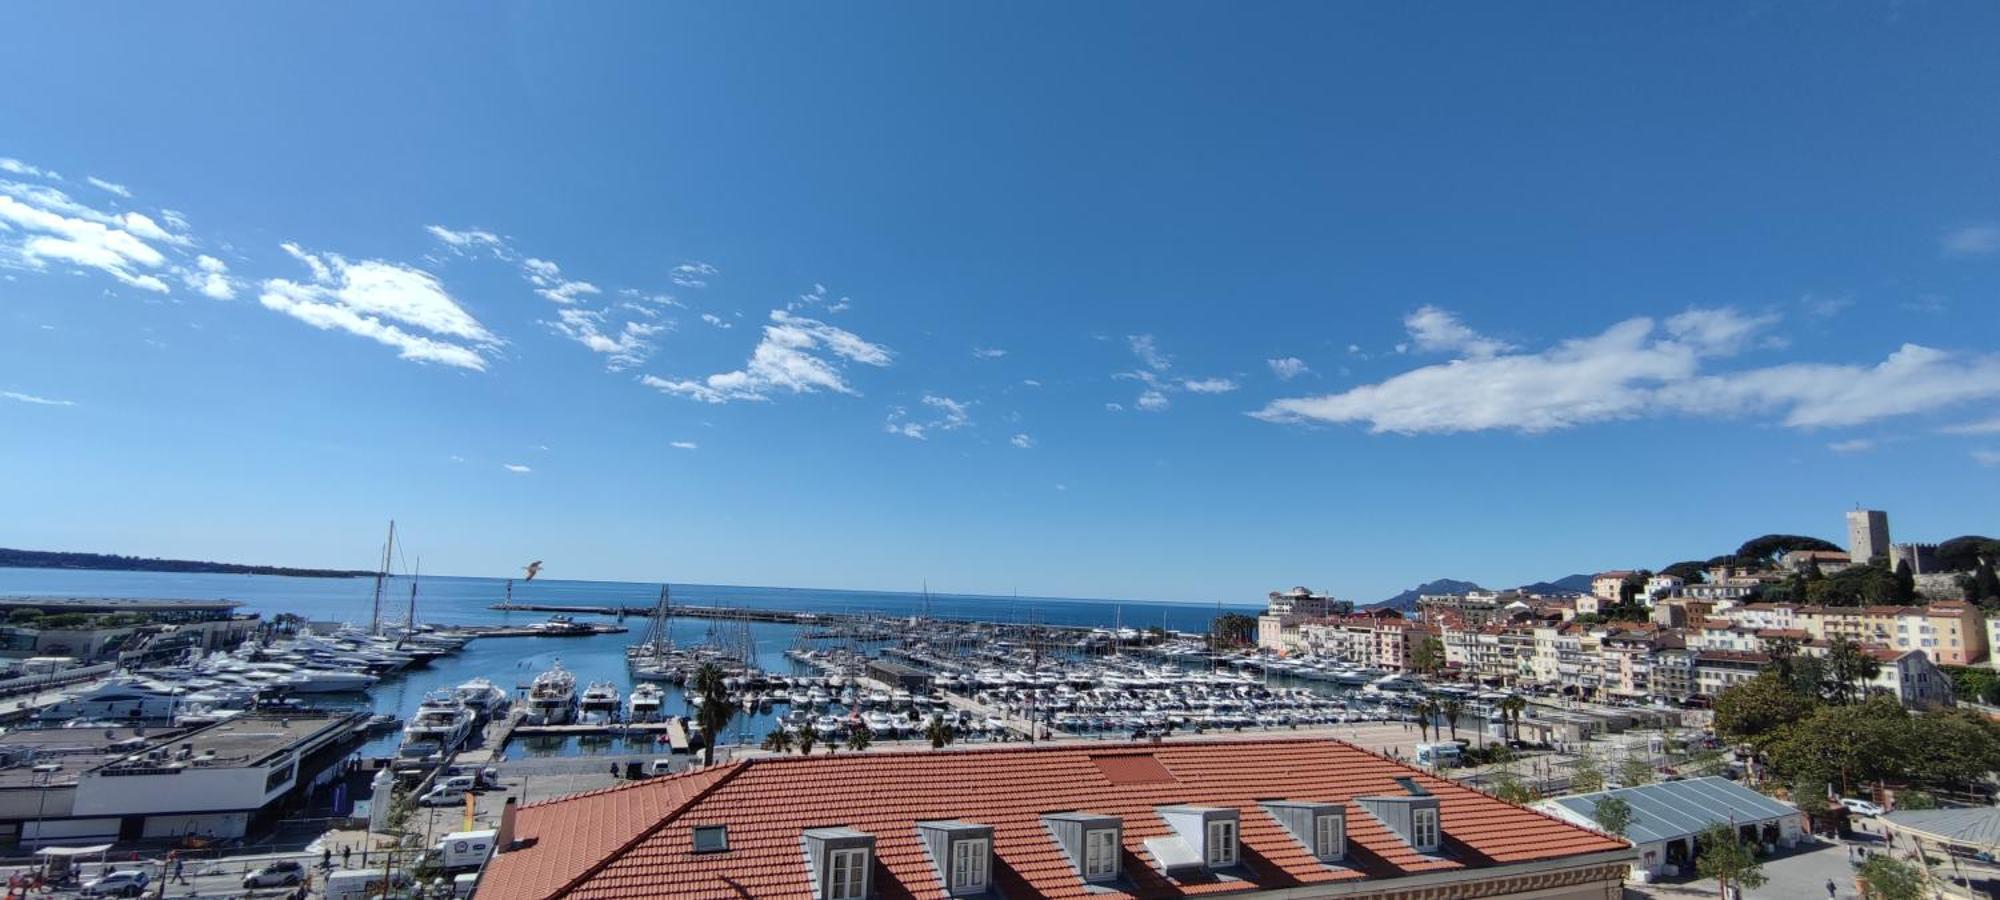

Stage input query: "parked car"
[
  {"left": 82, "top": 870, "right": 150, "bottom": 897},
  {"left": 243, "top": 860, "right": 307, "bottom": 888},
  {"left": 1841, "top": 798, "right": 1885, "bottom": 817}
]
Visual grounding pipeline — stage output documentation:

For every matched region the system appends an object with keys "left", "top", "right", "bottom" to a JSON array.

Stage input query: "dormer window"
[
  {"left": 919, "top": 821, "right": 994, "bottom": 896},
  {"left": 949, "top": 838, "right": 989, "bottom": 892},
  {"left": 1411, "top": 808, "right": 1440, "bottom": 852},
  {"left": 1204, "top": 820, "right": 1238, "bottom": 867},
  {"left": 1313, "top": 813, "right": 1343, "bottom": 859},
  {"left": 1084, "top": 828, "right": 1119, "bottom": 879},
  {"left": 828, "top": 848, "right": 869, "bottom": 900}
]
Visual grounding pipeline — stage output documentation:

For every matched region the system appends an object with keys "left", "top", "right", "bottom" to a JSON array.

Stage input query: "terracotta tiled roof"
[{"left": 478, "top": 738, "right": 1628, "bottom": 900}]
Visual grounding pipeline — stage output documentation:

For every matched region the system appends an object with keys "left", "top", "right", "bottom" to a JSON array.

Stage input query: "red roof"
[{"left": 478, "top": 738, "right": 1628, "bottom": 899}]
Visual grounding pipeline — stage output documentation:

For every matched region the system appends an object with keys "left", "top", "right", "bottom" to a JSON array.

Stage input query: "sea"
[{"left": 0, "top": 568, "right": 1261, "bottom": 758}]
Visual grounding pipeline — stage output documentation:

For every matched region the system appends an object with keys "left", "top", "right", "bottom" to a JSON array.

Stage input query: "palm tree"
[
  {"left": 845, "top": 728, "right": 872, "bottom": 753},
  {"left": 693, "top": 662, "right": 736, "bottom": 765},
  {"left": 1414, "top": 696, "right": 1435, "bottom": 743},
  {"left": 796, "top": 720, "right": 819, "bottom": 756},
  {"left": 925, "top": 714, "right": 956, "bottom": 750},
  {"left": 761, "top": 726, "right": 793, "bottom": 753},
  {"left": 1440, "top": 697, "right": 1464, "bottom": 743},
  {"left": 1499, "top": 695, "right": 1527, "bottom": 743}
]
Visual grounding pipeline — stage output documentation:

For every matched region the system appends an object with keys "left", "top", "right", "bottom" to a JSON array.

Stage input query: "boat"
[
  {"left": 579, "top": 681, "right": 621, "bottom": 725},
  {"left": 628, "top": 683, "right": 665, "bottom": 722},
  {"left": 453, "top": 677, "right": 510, "bottom": 714},
  {"left": 528, "top": 615, "right": 597, "bottom": 637},
  {"left": 398, "top": 692, "right": 475, "bottom": 764},
  {"left": 525, "top": 662, "right": 579, "bottom": 725},
  {"left": 38, "top": 677, "right": 183, "bottom": 721}
]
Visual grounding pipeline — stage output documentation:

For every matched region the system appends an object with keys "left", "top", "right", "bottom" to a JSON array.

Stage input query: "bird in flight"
[{"left": 524, "top": 560, "right": 544, "bottom": 582}]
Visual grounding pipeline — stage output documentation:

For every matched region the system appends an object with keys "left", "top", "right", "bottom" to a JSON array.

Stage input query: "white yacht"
[
  {"left": 627, "top": 683, "right": 664, "bottom": 722},
  {"left": 399, "top": 692, "right": 475, "bottom": 764},
  {"left": 37, "top": 677, "right": 183, "bottom": 721},
  {"left": 525, "top": 662, "right": 579, "bottom": 725},
  {"left": 453, "top": 677, "right": 510, "bottom": 714},
  {"left": 578, "top": 681, "right": 621, "bottom": 725}
]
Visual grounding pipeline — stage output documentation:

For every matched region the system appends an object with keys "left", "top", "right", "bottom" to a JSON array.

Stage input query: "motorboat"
[
  {"left": 38, "top": 677, "right": 183, "bottom": 721},
  {"left": 579, "top": 682, "right": 621, "bottom": 725},
  {"left": 399, "top": 692, "right": 475, "bottom": 764},
  {"left": 525, "top": 662, "right": 579, "bottom": 725},
  {"left": 453, "top": 677, "right": 509, "bottom": 714},
  {"left": 628, "top": 683, "right": 665, "bottom": 722},
  {"left": 527, "top": 616, "right": 597, "bottom": 637}
]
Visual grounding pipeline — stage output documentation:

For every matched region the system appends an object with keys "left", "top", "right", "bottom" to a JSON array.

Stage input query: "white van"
[
  {"left": 436, "top": 774, "right": 480, "bottom": 793},
  {"left": 420, "top": 784, "right": 469, "bottom": 806},
  {"left": 323, "top": 869, "right": 412, "bottom": 900},
  {"left": 435, "top": 829, "right": 497, "bottom": 870}
]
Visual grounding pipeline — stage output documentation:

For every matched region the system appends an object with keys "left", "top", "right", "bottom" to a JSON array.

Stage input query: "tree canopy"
[
  {"left": 1735, "top": 534, "right": 1841, "bottom": 565},
  {"left": 1937, "top": 535, "right": 2000, "bottom": 573},
  {"left": 1211, "top": 613, "right": 1258, "bottom": 648},
  {"left": 1659, "top": 560, "right": 1710, "bottom": 582},
  {"left": 1808, "top": 562, "right": 1902, "bottom": 607},
  {"left": 1694, "top": 824, "right": 1767, "bottom": 898}
]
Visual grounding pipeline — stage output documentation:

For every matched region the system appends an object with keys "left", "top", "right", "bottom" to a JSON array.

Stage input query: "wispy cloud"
[
  {"left": 1010, "top": 433, "right": 1034, "bottom": 449},
  {"left": 1974, "top": 450, "right": 2000, "bottom": 467},
  {"left": 972, "top": 347, "right": 1007, "bottom": 359},
  {"left": 885, "top": 394, "right": 972, "bottom": 440},
  {"left": 259, "top": 243, "right": 499, "bottom": 370},
  {"left": 1827, "top": 438, "right": 1874, "bottom": 454},
  {"left": 670, "top": 441, "right": 698, "bottom": 450},
  {"left": 522, "top": 257, "right": 600, "bottom": 305},
  {"left": 0, "top": 185, "right": 171, "bottom": 292},
  {"left": 671, "top": 261, "right": 718, "bottom": 288},
  {"left": 644, "top": 309, "right": 891, "bottom": 403},
  {"left": 0, "top": 158, "right": 57, "bottom": 179},
  {"left": 1114, "top": 334, "right": 1236, "bottom": 411},
  {"left": 1256, "top": 307, "right": 2000, "bottom": 435},
  {"left": 700, "top": 313, "right": 732, "bottom": 329},
  {"left": 502, "top": 463, "right": 532, "bottom": 474},
  {"left": 546, "top": 307, "right": 663, "bottom": 370},
  {"left": 787, "top": 282, "right": 849, "bottom": 313},
  {"left": 1128, "top": 334, "right": 1172, "bottom": 371},
  {"left": 1941, "top": 417, "right": 2000, "bottom": 435},
  {"left": 2, "top": 390, "right": 75, "bottom": 406},
  {"left": 426, "top": 225, "right": 510, "bottom": 259},
  {"left": 1181, "top": 377, "right": 1238, "bottom": 394},
  {"left": 1402, "top": 305, "right": 1515, "bottom": 358},
  {"left": 183, "top": 254, "right": 234, "bottom": 300},
  {"left": 1943, "top": 224, "right": 2000, "bottom": 257},
  {"left": 85, "top": 176, "right": 131, "bottom": 198},
  {"left": 1267, "top": 357, "right": 1311, "bottom": 380}
]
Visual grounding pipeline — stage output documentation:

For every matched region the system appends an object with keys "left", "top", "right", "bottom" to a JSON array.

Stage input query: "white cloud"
[
  {"left": 885, "top": 394, "right": 973, "bottom": 440},
  {"left": 182, "top": 254, "right": 234, "bottom": 300},
  {"left": 700, "top": 313, "right": 732, "bottom": 329},
  {"left": 671, "top": 261, "right": 718, "bottom": 288},
  {"left": 1941, "top": 417, "right": 2000, "bottom": 435},
  {"left": 85, "top": 176, "right": 131, "bottom": 198},
  {"left": 546, "top": 307, "right": 662, "bottom": 370},
  {"left": 1181, "top": 377, "right": 1238, "bottom": 394},
  {"left": 1128, "top": 334, "right": 1171, "bottom": 371},
  {"left": 1267, "top": 357, "right": 1311, "bottom": 380},
  {"left": 1403, "top": 305, "right": 1514, "bottom": 358},
  {"left": 1022, "top": 379, "right": 1042, "bottom": 388},
  {"left": 644, "top": 309, "right": 891, "bottom": 403},
  {"left": 1943, "top": 224, "right": 2000, "bottom": 257},
  {"left": 0, "top": 189, "right": 170, "bottom": 292},
  {"left": 1105, "top": 402, "right": 1124, "bottom": 412},
  {"left": 670, "top": 441, "right": 698, "bottom": 450},
  {"left": 0, "top": 159, "right": 53, "bottom": 179},
  {"left": 502, "top": 463, "right": 532, "bottom": 474},
  {"left": 1800, "top": 293, "right": 1853, "bottom": 319},
  {"left": 521, "top": 257, "right": 600, "bottom": 304},
  {"left": 1973, "top": 450, "right": 2000, "bottom": 467},
  {"left": 259, "top": 244, "right": 498, "bottom": 370},
  {"left": 1010, "top": 433, "right": 1034, "bottom": 449},
  {"left": 426, "top": 225, "right": 509, "bottom": 258},
  {"left": 1256, "top": 308, "right": 2000, "bottom": 435},
  {"left": 973, "top": 347, "right": 1007, "bottom": 359},
  {"left": 2, "top": 390, "right": 75, "bottom": 406},
  {"left": 1827, "top": 438, "right": 1874, "bottom": 454},
  {"left": 788, "top": 282, "right": 850, "bottom": 313},
  {"left": 1136, "top": 390, "right": 1170, "bottom": 411}
]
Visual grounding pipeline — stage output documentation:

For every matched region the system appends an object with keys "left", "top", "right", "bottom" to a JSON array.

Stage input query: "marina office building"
[{"left": 0, "top": 711, "right": 364, "bottom": 847}]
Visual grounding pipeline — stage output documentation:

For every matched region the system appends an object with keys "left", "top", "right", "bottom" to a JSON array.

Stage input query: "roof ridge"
[
  {"left": 519, "top": 758, "right": 739, "bottom": 810},
  {"left": 546, "top": 760, "right": 749, "bottom": 899},
  {"left": 732, "top": 734, "right": 1349, "bottom": 768}
]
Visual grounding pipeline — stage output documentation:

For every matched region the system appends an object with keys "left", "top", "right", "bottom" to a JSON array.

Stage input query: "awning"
[
  {"left": 35, "top": 845, "right": 113, "bottom": 857},
  {"left": 1882, "top": 807, "right": 2000, "bottom": 851}
]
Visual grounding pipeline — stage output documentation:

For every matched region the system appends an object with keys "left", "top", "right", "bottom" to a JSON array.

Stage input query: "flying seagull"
[{"left": 524, "top": 560, "right": 543, "bottom": 582}]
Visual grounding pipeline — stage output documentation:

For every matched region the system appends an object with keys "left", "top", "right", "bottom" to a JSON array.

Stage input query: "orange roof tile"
[{"left": 479, "top": 738, "right": 1628, "bottom": 900}]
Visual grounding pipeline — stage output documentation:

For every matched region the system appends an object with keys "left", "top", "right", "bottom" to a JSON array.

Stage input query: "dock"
[{"left": 469, "top": 623, "right": 629, "bottom": 638}]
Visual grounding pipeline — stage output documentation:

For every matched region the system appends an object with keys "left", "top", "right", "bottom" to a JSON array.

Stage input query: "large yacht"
[
  {"left": 453, "top": 677, "right": 510, "bottom": 715},
  {"left": 524, "top": 662, "right": 579, "bottom": 725},
  {"left": 578, "top": 682, "right": 621, "bottom": 725},
  {"left": 37, "top": 677, "right": 183, "bottom": 722},
  {"left": 627, "top": 682, "right": 664, "bottom": 722},
  {"left": 398, "top": 692, "right": 475, "bottom": 764}
]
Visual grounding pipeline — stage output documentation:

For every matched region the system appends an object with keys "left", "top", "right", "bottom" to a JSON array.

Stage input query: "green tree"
[
  {"left": 1618, "top": 755, "right": 1656, "bottom": 787},
  {"left": 1410, "top": 637, "right": 1445, "bottom": 676},
  {"left": 1210, "top": 613, "right": 1258, "bottom": 648},
  {"left": 1896, "top": 790, "right": 1938, "bottom": 810},
  {"left": 1893, "top": 560, "right": 1918, "bottom": 603},
  {"left": 1766, "top": 695, "right": 1909, "bottom": 793},
  {"left": 1440, "top": 697, "right": 1464, "bottom": 743},
  {"left": 1694, "top": 823, "right": 1768, "bottom": 900},
  {"left": 1810, "top": 563, "right": 1902, "bottom": 608},
  {"left": 1570, "top": 755, "right": 1604, "bottom": 793},
  {"left": 1823, "top": 638, "right": 1883, "bottom": 704},
  {"left": 1973, "top": 557, "right": 2000, "bottom": 605},
  {"left": 1907, "top": 709, "right": 2000, "bottom": 789},
  {"left": 1936, "top": 536, "right": 2000, "bottom": 573},
  {"left": 1660, "top": 560, "right": 1710, "bottom": 582},
  {"left": 692, "top": 662, "right": 737, "bottom": 766},
  {"left": 1857, "top": 854, "right": 1926, "bottom": 900},
  {"left": 1714, "top": 671, "right": 1817, "bottom": 750},
  {"left": 1942, "top": 665, "right": 2000, "bottom": 705},
  {"left": 1499, "top": 695, "right": 1527, "bottom": 743},
  {"left": 1736, "top": 534, "right": 1841, "bottom": 565},
  {"left": 1592, "top": 795, "right": 1634, "bottom": 838},
  {"left": 760, "top": 726, "right": 793, "bottom": 753},
  {"left": 1488, "top": 770, "right": 1535, "bottom": 804},
  {"left": 925, "top": 714, "right": 956, "bottom": 749},
  {"left": 845, "top": 727, "right": 872, "bottom": 753},
  {"left": 795, "top": 720, "right": 819, "bottom": 756}
]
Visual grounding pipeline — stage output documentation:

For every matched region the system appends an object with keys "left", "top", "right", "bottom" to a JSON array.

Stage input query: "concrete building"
[
  {"left": 0, "top": 711, "right": 363, "bottom": 847},
  {"left": 1780, "top": 549, "right": 1853, "bottom": 575},
  {"left": 1867, "top": 648, "right": 1954, "bottom": 709},
  {"left": 1847, "top": 509, "right": 1891, "bottom": 565},
  {"left": 1256, "top": 587, "right": 1352, "bottom": 655},
  {"left": 480, "top": 738, "right": 1634, "bottom": 900}
]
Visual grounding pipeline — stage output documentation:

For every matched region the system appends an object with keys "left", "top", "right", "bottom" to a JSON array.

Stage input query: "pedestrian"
[
  {"left": 342, "top": 845, "right": 352, "bottom": 867},
  {"left": 172, "top": 856, "right": 186, "bottom": 885},
  {"left": 610, "top": 762, "right": 620, "bottom": 779},
  {"left": 322, "top": 847, "right": 332, "bottom": 870},
  {"left": 1825, "top": 878, "right": 1837, "bottom": 898}
]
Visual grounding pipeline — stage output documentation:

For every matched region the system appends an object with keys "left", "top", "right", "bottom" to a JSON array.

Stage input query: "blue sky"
[{"left": 3, "top": 2, "right": 1998, "bottom": 604}]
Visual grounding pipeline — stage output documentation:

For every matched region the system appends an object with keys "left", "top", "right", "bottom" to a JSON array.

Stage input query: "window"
[
  {"left": 1082, "top": 828, "right": 1118, "bottom": 880},
  {"left": 692, "top": 826, "right": 728, "bottom": 853},
  {"left": 1411, "top": 808, "right": 1439, "bottom": 851},
  {"left": 828, "top": 848, "right": 868, "bottom": 900},
  {"left": 1205, "top": 819, "right": 1238, "bottom": 867},
  {"left": 949, "top": 838, "right": 989, "bottom": 892},
  {"left": 1313, "top": 814, "right": 1343, "bottom": 860}
]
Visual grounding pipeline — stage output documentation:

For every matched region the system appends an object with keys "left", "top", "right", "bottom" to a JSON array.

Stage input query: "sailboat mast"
[
  {"left": 370, "top": 519, "right": 395, "bottom": 636},
  {"left": 404, "top": 556, "right": 420, "bottom": 642}
]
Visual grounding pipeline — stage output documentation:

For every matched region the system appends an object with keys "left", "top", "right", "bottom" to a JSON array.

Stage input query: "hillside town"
[{"left": 1256, "top": 510, "right": 1996, "bottom": 714}]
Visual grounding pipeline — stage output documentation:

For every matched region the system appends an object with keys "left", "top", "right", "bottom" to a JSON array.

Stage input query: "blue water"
[{"left": 0, "top": 568, "right": 1261, "bottom": 755}]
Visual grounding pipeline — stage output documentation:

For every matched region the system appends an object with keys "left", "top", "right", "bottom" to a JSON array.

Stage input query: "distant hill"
[
  {"left": 0, "top": 548, "right": 374, "bottom": 579},
  {"left": 1369, "top": 578, "right": 1483, "bottom": 612},
  {"left": 1517, "top": 573, "right": 1593, "bottom": 595}
]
